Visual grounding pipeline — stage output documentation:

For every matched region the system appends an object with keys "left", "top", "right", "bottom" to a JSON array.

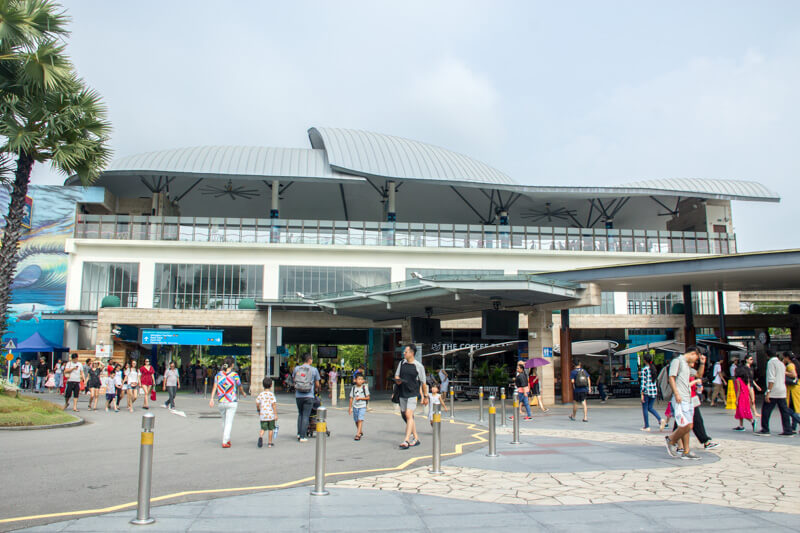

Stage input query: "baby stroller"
[{"left": 306, "top": 395, "right": 331, "bottom": 438}]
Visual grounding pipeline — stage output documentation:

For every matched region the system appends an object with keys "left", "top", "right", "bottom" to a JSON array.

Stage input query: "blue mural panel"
[{"left": 0, "top": 185, "right": 105, "bottom": 351}]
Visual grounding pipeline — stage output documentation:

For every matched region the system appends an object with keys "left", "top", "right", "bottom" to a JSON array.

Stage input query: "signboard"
[
  {"left": 542, "top": 347, "right": 553, "bottom": 358},
  {"left": 95, "top": 344, "right": 112, "bottom": 358},
  {"left": 4, "top": 339, "right": 16, "bottom": 350},
  {"left": 21, "top": 196, "right": 33, "bottom": 229},
  {"left": 141, "top": 329, "right": 223, "bottom": 346},
  {"left": 5, "top": 352, "right": 13, "bottom": 361}
]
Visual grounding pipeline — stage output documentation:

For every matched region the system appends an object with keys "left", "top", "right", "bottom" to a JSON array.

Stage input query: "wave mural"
[{"left": 0, "top": 184, "right": 105, "bottom": 347}]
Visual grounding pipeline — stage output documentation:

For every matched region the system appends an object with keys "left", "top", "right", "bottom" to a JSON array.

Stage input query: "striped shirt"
[
  {"left": 640, "top": 365, "right": 658, "bottom": 398},
  {"left": 214, "top": 371, "right": 241, "bottom": 402}
]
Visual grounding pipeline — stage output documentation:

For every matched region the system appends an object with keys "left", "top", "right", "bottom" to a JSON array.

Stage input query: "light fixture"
[{"left": 454, "top": 293, "right": 461, "bottom": 301}]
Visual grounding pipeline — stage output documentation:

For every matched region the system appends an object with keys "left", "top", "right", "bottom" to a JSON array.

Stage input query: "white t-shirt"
[
  {"left": 104, "top": 376, "right": 115, "bottom": 392},
  {"left": 65, "top": 361, "right": 83, "bottom": 382},
  {"left": 126, "top": 369, "right": 139, "bottom": 385},
  {"left": 712, "top": 362, "right": 724, "bottom": 385},
  {"left": 114, "top": 372, "right": 123, "bottom": 387}
]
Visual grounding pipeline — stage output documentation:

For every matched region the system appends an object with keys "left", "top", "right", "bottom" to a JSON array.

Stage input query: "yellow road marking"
[{"left": 0, "top": 419, "right": 487, "bottom": 525}]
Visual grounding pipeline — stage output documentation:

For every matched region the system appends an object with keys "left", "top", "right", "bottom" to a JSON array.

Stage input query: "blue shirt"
[
  {"left": 293, "top": 365, "right": 321, "bottom": 398},
  {"left": 570, "top": 369, "right": 589, "bottom": 393}
]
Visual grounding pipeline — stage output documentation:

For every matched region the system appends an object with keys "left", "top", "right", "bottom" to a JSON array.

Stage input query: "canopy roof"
[{"left": 14, "top": 332, "right": 68, "bottom": 352}]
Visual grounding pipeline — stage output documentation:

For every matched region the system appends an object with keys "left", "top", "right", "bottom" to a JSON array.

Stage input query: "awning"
[{"left": 297, "top": 274, "right": 584, "bottom": 321}]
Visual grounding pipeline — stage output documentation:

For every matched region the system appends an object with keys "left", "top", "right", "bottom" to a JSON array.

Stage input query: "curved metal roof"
[
  {"left": 617, "top": 178, "right": 779, "bottom": 201},
  {"left": 308, "top": 127, "right": 516, "bottom": 186},
  {"left": 91, "top": 146, "right": 364, "bottom": 182}
]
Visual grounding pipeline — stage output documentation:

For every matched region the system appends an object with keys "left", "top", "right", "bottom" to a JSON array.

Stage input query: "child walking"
[
  {"left": 104, "top": 370, "right": 117, "bottom": 411},
  {"left": 348, "top": 373, "right": 370, "bottom": 440},
  {"left": 256, "top": 377, "right": 278, "bottom": 448},
  {"left": 428, "top": 383, "right": 448, "bottom": 425}
]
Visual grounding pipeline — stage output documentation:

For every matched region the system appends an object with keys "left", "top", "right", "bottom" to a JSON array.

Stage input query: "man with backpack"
[
  {"left": 292, "top": 353, "right": 320, "bottom": 442},
  {"left": 569, "top": 361, "right": 591, "bottom": 422}
]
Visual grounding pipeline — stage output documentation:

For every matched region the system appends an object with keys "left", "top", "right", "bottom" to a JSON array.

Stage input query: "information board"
[{"left": 141, "top": 329, "right": 223, "bottom": 346}]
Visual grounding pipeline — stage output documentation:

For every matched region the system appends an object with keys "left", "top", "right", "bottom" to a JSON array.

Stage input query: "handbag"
[
  {"left": 391, "top": 383, "right": 400, "bottom": 404},
  {"left": 786, "top": 376, "right": 798, "bottom": 387}
]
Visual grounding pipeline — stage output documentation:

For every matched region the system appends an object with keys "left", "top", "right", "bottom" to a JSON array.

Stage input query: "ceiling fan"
[
  {"left": 199, "top": 179, "right": 260, "bottom": 200},
  {"left": 520, "top": 202, "right": 577, "bottom": 223}
]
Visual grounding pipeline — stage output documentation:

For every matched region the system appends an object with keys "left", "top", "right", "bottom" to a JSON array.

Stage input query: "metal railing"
[{"left": 74, "top": 215, "right": 736, "bottom": 255}]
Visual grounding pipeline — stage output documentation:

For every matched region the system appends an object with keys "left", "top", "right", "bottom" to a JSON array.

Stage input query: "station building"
[{"left": 4, "top": 126, "right": 785, "bottom": 402}]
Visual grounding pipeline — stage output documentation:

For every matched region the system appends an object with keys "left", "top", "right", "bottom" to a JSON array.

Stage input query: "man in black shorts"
[
  {"left": 63, "top": 353, "right": 85, "bottom": 412},
  {"left": 569, "top": 361, "right": 591, "bottom": 422},
  {"left": 395, "top": 344, "right": 428, "bottom": 449}
]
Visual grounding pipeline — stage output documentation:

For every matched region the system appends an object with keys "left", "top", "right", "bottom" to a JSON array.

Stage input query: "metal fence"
[{"left": 74, "top": 215, "right": 736, "bottom": 255}]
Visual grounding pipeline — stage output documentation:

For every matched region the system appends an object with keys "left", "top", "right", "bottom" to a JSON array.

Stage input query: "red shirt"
[{"left": 139, "top": 365, "right": 155, "bottom": 386}]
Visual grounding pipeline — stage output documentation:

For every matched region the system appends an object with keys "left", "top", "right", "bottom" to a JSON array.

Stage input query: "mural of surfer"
[{"left": 0, "top": 185, "right": 105, "bottom": 347}]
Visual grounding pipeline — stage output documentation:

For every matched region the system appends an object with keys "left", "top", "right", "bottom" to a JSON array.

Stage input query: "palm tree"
[{"left": 0, "top": 0, "right": 112, "bottom": 337}]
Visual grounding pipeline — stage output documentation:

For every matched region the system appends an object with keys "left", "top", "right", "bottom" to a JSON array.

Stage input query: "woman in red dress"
[{"left": 139, "top": 359, "right": 156, "bottom": 410}]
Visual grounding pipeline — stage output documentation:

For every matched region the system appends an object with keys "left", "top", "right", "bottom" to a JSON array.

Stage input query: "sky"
[{"left": 31, "top": 0, "right": 800, "bottom": 252}]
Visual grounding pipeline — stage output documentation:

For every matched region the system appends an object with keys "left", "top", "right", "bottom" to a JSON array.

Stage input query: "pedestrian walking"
[
  {"left": 53, "top": 361, "right": 63, "bottom": 393},
  {"left": 640, "top": 353, "right": 665, "bottom": 431},
  {"left": 113, "top": 364, "right": 123, "bottom": 411},
  {"left": 677, "top": 354, "right": 718, "bottom": 450},
  {"left": 597, "top": 361, "right": 608, "bottom": 403},
  {"left": 756, "top": 350, "right": 795, "bottom": 436},
  {"left": 785, "top": 352, "right": 800, "bottom": 432},
  {"left": 427, "top": 383, "right": 447, "bottom": 426},
  {"left": 664, "top": 346, "right": 701, "bottom": 459},
  {"left": 86, "top": 360, "right": 102, "bottom": 411},
  {"left": 438, "top": 368, "right": 449, "bottom": 396},
  {"left": 292, "top": 354, "right": 321, "bottom": 442},
  {"left": 395, "top": 344, "right": 428, "bottom": 449},
  {"left": 348, "top": 372, "right": 370, "bottom": 440},
  {"left": 513, "top": 362, "right": 532, "bottom": 420},
  {"left": 162, "top": 361, "right": 180, "bottom": 410},
  {"left": 209, "top": 357, "right": 246, "bottom": 448},
  {"left": 104, "top": 370, "right": 117, "bottom": 411},
  {"left": 194, "top": 364, "right": 205, "bottom": 394},
  {"left": 139, "top": 359, "right": 155, "bottom": 410},
  {"left": 10, "top": 359, "right": 19, "bottom": 386},
  {"left": 35, "top": 357, "right": 48, "bottom": 393},
  {"left": 733, "top": 356, "right": 757, "bottom": 431},
  {"left": 569, "top": 361, "right": 591, "bottom": 422},
  {"left": 125, "top": 360, "right": 139, "bottom": 412},
  {"left": 528, "top": 368, "right": 549, "bottom": 412},
  {"left": 256, "top": 377, "right": 278, "bottom": 448},
  {"left": 20, "top": 360, "right": 32, "bottom": 390},
  {"left": 44, "top": 369, "right": 55, "bottom": 392},
  {"left": 709, "top": 359, "right": 726, "bottom": 406},
  {"left": 62, "top": 353, "right": 84, "bottom": 412}
]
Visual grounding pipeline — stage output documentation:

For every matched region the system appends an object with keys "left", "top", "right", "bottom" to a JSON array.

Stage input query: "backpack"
[
  {"left": 294, "top": 365, "right": 314, "bottom": 393},
  {"left": 574, "top": 369, "right": 589, "bottom": 388},
  {"left": 657, "top": 365, "right": 673, "bottom": 402}
]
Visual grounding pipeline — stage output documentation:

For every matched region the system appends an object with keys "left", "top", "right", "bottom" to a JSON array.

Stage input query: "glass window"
[
  {"left": 279, "top": 265, "right": 391, "bottom": 298},
  {"left": 570, "top": 291, "right": 616, "bottom": 315},
  {"left": 154, "top": 263, "right": 263, "bottom": 310},
  {"left": 80, "top": 262, "right": 139, "bottom": 310},
  {"left": 404, "top": 268, "right": 503, "bottom": 279},
  {"left": 627, "top": 291, "right": 717, "bottom": 315}
]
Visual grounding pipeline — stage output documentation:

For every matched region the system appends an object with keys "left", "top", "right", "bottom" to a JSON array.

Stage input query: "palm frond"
[{"left": 19, "top": 39, "right": 72, "bottom": 91}]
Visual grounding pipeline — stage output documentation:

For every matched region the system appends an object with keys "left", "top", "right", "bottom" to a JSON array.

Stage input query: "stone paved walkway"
[{"left": 334, "top": 426, "right": 800, "bottom": 515}]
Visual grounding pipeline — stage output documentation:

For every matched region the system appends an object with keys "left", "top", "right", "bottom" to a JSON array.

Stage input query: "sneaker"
[
  {"left": 161, "top": 404, "right": 167, "bottom": 409},
  {"left": 664, "top": 436, "right": 678, "bottom": 458},
  {"left": 676, "top": 447, "right": 684, "bottom": 454},
  {"left": 779, "top": 432, "right": 795, "bottom": 437},
  {"left": 733, "top": 426, "right": 745, "bottom": 431},
  {"left": 640, "top": 427, "right": 651, "bottom": 432},
  {"left": 568, "top": 415, "right": 576, "bottom": 421},
  {"left": 682, "top": 451, "right": 700, "bottom": 460},
  {"left": 755, "top": 430, "right": 770, "bottom": 437},
  {"left": 704, "top": 441, "right": 719, "bottom": 449},
  {"left": 523, "top": 416, "right": 532, "bottom": 420},
  {"left": 257, "top": 437, "right": 263, "bottom": 448},
  {"left": 299, "top": 437, "right": 308, "bottom": 442},
  {"left": 222, "top": 442, "right": 231, "bottom": 448},
  {"left": 658, "top": 419, "right": 667, "bottom": 431}
]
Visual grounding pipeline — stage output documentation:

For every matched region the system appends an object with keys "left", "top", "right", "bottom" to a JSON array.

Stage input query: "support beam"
[
  {"left": 386, "top": 180, "right": 396, "bottom": 222},
  {"left": 717, "top": 291, "right": 729, "bottom": 368},
  {"left": 560, "top": 309, "right": 573, "bottom": 404},
  {"left": 683, "top": 284, "right": 696, "bottom": 347},
  {"left": 270, "top": 179, "right": 280, "bottom": 218},
  {"left": 339, "top": 184, "right": 349, "bottom": 221},
  {"left": 451, "top": 186, "right": 491, "bottom": 224}
]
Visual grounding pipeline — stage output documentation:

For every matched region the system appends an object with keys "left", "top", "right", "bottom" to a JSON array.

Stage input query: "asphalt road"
[{"left": 1, "top": 391, "right": 481, "bottom": 531}]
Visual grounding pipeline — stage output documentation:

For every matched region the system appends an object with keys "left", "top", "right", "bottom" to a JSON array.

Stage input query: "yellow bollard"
[
  {"left": 725, "top": 379, "right": 736, "bottom": 410},
  {"left": 338, "top": 379, "right": 345, "bottom": 400}
]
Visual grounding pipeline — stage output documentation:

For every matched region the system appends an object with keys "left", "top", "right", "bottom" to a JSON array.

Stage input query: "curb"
[{"left": 0, "top": 416, "right": 84, "bottom": 431}]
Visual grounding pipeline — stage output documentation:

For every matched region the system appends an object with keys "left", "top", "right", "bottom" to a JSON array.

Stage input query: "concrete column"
[
  {"left": 137, "top": 259, "right": 155, "bottom": 308},
  {"left": 250, "top": 312, "right": 267, "bottom": 395},
  {"left": 270, "top": 180, "right": 279, "bottom": 219},
  {"left": 559, "top": 309, "right": 573, "bottom": 404},
  {"left": 791, "top": 321, "right": 800, "bottom": 356},
  {"left": 717, "top": 291, "right": 729, "bottom": 367},
  {"left": 527, "top": 308, "right": 555, "bottom": 407},
  {"left": 683, "top": 284, "right": 696, "bottom": 347},
  {"left": 64, "top": 320, "right": 80, "bottom": 351},
  {"left": 386, "top": 181, "right": 396, "bottom": 222}
]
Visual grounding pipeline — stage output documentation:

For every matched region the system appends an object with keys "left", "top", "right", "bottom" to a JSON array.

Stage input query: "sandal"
[
  {"left": 412, "top": 438, "right": 421, "bottom": 446},
  {"left": 354, "top": 434, "right": 362, "bottom": 441},
  {"left": 399, "top": 440, "right": 410, "bottom": 449}
]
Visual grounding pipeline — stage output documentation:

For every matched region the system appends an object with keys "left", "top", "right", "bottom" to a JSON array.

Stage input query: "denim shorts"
[{"left": 352, "top": 407, "right": 366, "bottom": 422}]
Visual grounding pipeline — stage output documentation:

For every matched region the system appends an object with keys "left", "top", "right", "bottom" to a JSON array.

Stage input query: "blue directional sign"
[
  {"left": 542, "top": 347, "right": 553, "bottom": 358},
  {"left": 141, "top": 329, "right": 223, "bottom": 346}
]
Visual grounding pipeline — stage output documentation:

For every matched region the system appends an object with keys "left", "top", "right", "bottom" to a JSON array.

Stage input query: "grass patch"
[{"left": 0, "top": 390, "right": 80, "bottom": 427}]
